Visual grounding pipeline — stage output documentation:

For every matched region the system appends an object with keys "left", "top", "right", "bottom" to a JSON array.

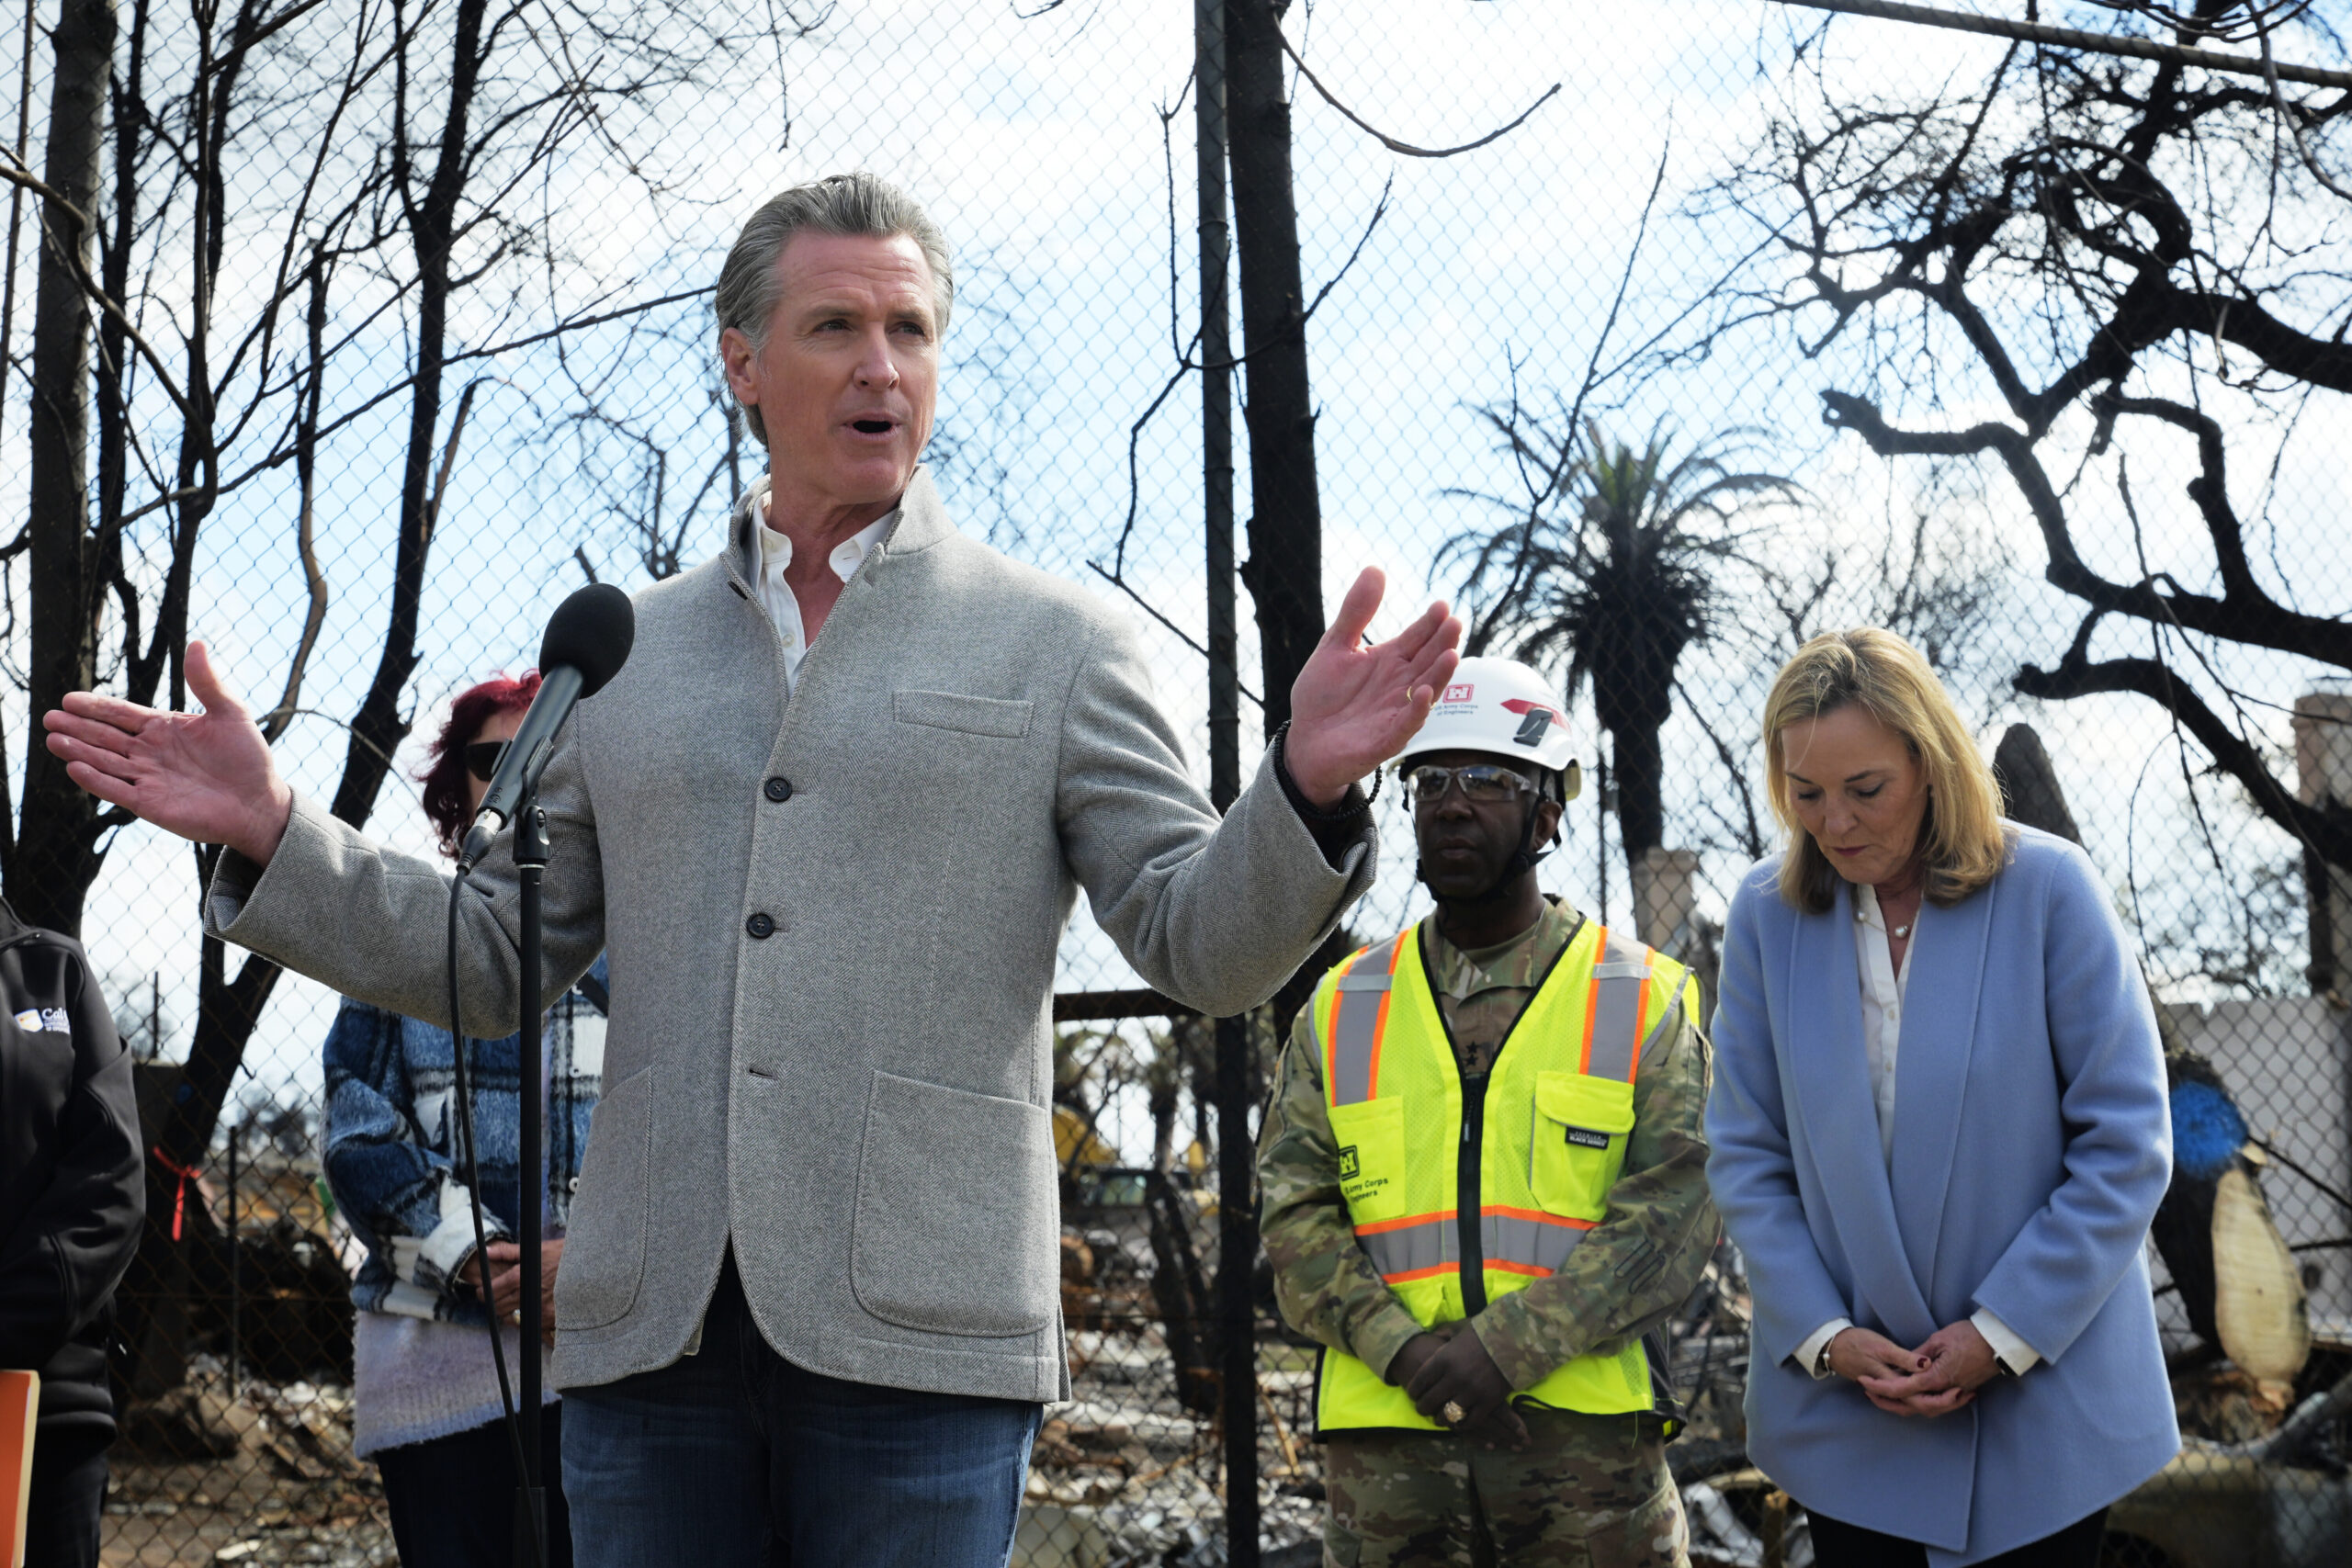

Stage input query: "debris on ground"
[{"left": 103, "top": 1358, "right": 392, "bottom": 1568}]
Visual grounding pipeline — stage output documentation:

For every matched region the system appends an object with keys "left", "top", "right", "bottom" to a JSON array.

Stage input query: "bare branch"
[
  {"left": 1087, "top": 562, "right": 1264, "bottom": 711},
  {"left": 1279, "top": 32, "right": 1559, "bottom": 159}
]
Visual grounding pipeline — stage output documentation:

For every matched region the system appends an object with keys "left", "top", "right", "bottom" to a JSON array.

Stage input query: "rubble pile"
[
  {"left": 1015, "top": 1328, "right": 1320, "bottom": 1567},
  {"left": 102, "top": 1357, "right": 393, "bottom": 1568}
]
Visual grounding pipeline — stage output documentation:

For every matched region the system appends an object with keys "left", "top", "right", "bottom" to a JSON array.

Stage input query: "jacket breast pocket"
[
  {"left": 1528, "top": 1072, "right": 1635, "bottom": 1224},
  {"left": 891, "top": 689, "right": 1034, "bottom": 739},
  {"left": 1327, "top": 1097, "right": 1408, "bottom": 1225},
  {"left": 852, "top": 1072, "right": 1057, "bottom": 1337},
  {"left": 555, "top": 1064, "right": 652, "bottom": 1331}
]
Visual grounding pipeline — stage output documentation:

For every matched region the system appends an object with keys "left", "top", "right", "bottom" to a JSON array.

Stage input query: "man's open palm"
[
  {"left": 1283, "top": 568, "right": 1464, "bottom": 805},
  {"left": 42, "top": 641, "right": 293, "bottom": 864}
]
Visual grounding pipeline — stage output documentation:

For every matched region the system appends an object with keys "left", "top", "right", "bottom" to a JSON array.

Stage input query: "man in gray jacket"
[{"left": 43, "top": 173, "right": 1460, "bottom": 1567}]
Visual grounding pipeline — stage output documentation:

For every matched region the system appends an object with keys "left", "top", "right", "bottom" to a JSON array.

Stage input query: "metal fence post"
[
  {"left": 227, "top": 1116, "right": 240, "bottom": 1401},
  {"left": 1197, "top": 0, "right": 1258, "bottom": 1561}
]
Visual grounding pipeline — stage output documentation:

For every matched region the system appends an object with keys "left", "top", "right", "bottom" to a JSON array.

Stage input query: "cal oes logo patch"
[{"left": 1337, "top": 1145, "right": 1362, "bottom": 1180}]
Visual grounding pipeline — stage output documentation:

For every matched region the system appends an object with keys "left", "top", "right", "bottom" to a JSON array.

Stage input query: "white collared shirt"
[
  {"left": 1794, "top": 885, "right": 2042, "bottom": 1380},
  {"left": 1854, "top": 882, "right": 1911, "bottom": 1166},
  {"left": 750, "top": 486, "right": 894, "bottom": 689}
]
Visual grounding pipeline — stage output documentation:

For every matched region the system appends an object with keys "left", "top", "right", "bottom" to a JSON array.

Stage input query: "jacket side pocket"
[
  {"left": 554, "top": 1064, "right": 653, "bottom": 1331},
  {"left": 1528, "top": 1072, "right": 1636, "bottom": 1223},
  {"left": 1327, "top": 1097, "right": 1409, "bottom": 1225},
  {"left": 852, "top": 1071, "right": 1057, "bottom": 1337}
]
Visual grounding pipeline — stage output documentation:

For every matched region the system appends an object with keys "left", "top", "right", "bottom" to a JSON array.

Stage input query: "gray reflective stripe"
[
  {"left": 1636, "top": 987, "right": 1688, "bottom": 1075},
  {"left": 1585, "top": 929, "right": 1651, "bottom": 1083},
  {"left": 1482, "top": 1213, "right": 1589, "bottom": 1275},
  {"left": 1357, "top": 1218, "right": 1457, "bottom": 1280},
  {"left": 1328, "top": 933, "right": 1405, "bottom": 1106},
  {"left": 1334, "top": 972, "right": 1394, "bottom": 992}
]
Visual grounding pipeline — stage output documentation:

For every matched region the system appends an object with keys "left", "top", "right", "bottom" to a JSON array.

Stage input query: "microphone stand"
[{"left": 514, "top": 798, "right": 550, "bottom": 1568}]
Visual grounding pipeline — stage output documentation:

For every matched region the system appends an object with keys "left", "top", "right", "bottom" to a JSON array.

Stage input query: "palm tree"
[{"left": 1441, "top": 409, "right": 1801, "bottom": 875}]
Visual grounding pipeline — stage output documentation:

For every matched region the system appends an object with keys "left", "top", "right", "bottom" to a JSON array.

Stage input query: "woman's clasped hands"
[{"left": 1824, "top": 1321, "right": 1999, "bottom": 1418}]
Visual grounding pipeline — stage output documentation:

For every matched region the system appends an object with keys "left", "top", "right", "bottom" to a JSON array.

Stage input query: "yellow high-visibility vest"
[{"left": 1309, "top": 916, "right": 1690, "bottom": 1434}]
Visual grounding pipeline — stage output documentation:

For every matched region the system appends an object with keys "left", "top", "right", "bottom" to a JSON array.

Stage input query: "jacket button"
[
  {"left": 763, "top": 776, "right": 793, "bottom": 803},
  {"left": 745, "top": 912, "right": 776, "bottom": 940}
]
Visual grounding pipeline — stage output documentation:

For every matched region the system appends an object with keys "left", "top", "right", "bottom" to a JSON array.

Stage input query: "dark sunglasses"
[{"left": 464, "top": 740, "right": 510, "bottom": 784}]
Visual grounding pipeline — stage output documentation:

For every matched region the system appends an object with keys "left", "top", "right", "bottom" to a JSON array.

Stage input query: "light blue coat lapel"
[
  {"left": 1785, "top": 878, "right": 1938, "bottom": 1344},
  {"left": 1888, "top": 874, "right": 1997, "bottom": 1307}
]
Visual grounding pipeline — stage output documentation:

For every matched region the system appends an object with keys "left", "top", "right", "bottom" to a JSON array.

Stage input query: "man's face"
[
  {"left": 1410, "top": 749, "right": 1561, "bottom": 901},
  {"left": 719, "top": 231, "right": 940, "bottom": 516}
]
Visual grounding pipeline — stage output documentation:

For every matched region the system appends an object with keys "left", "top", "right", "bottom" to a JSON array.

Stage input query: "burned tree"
[
  {"left": 1713, "top": 4, "right": 2352, "bottom": 884},
  {"left": 6, "top": 0, "right": 765, "bottom": 1400}
]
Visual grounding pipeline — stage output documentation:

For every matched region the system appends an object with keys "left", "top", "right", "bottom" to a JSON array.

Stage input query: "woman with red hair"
[
  {"left": 416, "top": 672, "right": 539, "bottom": 855},
  {"left": 319, "top": 672, "right": 607, "bottom": 1567}
]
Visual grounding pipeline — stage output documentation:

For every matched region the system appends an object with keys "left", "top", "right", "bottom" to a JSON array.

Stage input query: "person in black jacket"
[{"left": 0, "top": 897, "right": 143, "bottom": 1568}]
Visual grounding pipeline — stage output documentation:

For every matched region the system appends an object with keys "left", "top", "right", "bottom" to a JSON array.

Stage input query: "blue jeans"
[{"left": 561, "top": 1253, "right": 1041, "bottom": 1568}]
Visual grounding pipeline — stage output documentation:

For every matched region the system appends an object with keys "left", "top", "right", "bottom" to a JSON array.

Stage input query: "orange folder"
[{"left": 1, "top": 1370, "right": 34, "bottom": 1568}]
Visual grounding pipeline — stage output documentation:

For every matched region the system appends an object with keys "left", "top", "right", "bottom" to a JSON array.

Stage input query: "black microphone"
[{"left": 456, "top": 584, "right": 636, "bottom": 874}]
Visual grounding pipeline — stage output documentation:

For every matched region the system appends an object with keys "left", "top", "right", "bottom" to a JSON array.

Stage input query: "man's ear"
[
  {"left": 1535, "top": 798, "right": 1564, "bottom": 847},
  {"left": 719, "top": 326, "right": 761, "bottom": 405}
]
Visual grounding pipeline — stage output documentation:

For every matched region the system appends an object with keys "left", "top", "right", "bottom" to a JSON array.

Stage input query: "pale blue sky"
[{"left": 4, "top": 0, "right": 2338, "bottom": 1125}]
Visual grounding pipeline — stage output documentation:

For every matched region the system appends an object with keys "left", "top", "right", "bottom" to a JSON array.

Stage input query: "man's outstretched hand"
[
  {"left": 1283, "top": 568, "right": 1464, "bottom": 807},
  {"left": 41, "top": 641, "right": 293, "bottom": 866}
]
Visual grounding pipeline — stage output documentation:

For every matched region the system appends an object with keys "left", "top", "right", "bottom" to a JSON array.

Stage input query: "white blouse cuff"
[
  {"left": 1796, "top": 1317, "right": 1854, "bottom": 1379},
  {"left": 1971, "top": 1307, "right": 2041, "bottom": 1375}
]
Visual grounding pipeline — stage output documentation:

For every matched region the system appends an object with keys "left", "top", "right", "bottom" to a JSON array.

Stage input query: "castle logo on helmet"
[{"left": 1442, "top": 682, "right": 1474, "bottom": 703}]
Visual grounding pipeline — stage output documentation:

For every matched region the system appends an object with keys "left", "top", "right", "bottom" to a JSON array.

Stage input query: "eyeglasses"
[
  {"left": 464, "top": 740, "right": 510, "bottom": 784},
  {"left": 1403, "top": 762, "right": 1539, "bottom": 807}
]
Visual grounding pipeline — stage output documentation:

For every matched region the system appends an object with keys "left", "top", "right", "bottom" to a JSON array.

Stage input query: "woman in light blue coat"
[{"left": 1706, "top": 629, "right": 2176, "bottom": 1568}]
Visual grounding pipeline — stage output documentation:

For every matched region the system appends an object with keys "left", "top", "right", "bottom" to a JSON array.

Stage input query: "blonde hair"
[{"left": 1761, "top": 627, "right": 2009, "bottom": 913}]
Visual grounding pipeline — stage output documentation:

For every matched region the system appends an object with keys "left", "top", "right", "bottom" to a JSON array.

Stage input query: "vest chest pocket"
[
  {"left": 1528, "top": 1072, "right": 1636, "bottom": 1223},
  {"left": 1326, "top": 1097, "right": 1408, "bottom": 1224}
]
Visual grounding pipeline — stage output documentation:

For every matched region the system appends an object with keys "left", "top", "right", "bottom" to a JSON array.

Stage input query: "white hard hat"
[{"left": 1395, "top": 656, "right": 1582, "bottom": 799}]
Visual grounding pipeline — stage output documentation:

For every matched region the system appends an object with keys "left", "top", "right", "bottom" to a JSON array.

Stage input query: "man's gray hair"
[{"left": 715, "top": 173, "right": 954, "bottom": 449}]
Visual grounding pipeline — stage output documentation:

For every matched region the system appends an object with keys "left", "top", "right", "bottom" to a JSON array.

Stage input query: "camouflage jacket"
[{"left": 1258, "top": 897, "right": 1717, "bottom": 1393}]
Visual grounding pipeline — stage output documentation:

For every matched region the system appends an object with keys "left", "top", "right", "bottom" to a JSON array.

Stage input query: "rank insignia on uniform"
[
  {"left": 1562, "top": 1125, "right": 1611, "bottom": 1150},
  {"left": 1338, "top": 1145, "right": 1361, "bottom": 1179}
]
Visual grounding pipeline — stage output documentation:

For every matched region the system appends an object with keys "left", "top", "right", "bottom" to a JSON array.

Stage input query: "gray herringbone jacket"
[{"left": 207, "top": 468, "right": 1374, "bottom": 1402}]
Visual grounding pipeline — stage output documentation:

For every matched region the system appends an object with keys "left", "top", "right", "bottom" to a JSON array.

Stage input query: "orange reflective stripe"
[
  {"left": 1482, "top": 1208, "right": 1597, "bottom": 1275},
  {"left": 1487, "top": 1259, "right": 1553, "bottom": 1279},
  {"left": 1354, "top": 1209, "right": 1457, "bottom": 1236},
  {"left": 1630, "top": 979, "right": 1652, "bottom": 1086},
  {"left": 1357, "top": 1214, "right": 1458, "bottom": 1280},
  {"left": 1587, "top": 929, "right": 1652, "bottom": 1083},
  {"left": 1328, "top": 934, "right": 1407, "bottom": 1105},
  {"left": 1382, "top": 1264, "right": 1454, "bottom": 1285},
  {"left": 1480, "top": 1204, "right": 1597, "bottom": 1231},
  {"left": 1578, "top": 925, "right": 1606, "bottom": 1074}
]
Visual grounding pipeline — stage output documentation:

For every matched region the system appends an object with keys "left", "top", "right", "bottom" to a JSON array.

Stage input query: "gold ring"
[{"left": 1441, "top": 1401, "right": 1466, "bottom": 1426}]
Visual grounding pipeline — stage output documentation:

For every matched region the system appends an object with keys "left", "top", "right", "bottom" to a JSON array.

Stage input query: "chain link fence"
[{"left": 5, "top": 0, "right": 2351, "bottom": 1563}]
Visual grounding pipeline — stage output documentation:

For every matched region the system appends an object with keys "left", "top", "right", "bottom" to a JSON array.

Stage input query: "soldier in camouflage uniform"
[{"left": 1258, "top": 659, "right": 1715, "bottom": 1568}]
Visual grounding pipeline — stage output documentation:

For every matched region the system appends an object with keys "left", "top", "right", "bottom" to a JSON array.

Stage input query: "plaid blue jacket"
[{"left": 322, "top": 955, "right": 605, "bottom": 1325}]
